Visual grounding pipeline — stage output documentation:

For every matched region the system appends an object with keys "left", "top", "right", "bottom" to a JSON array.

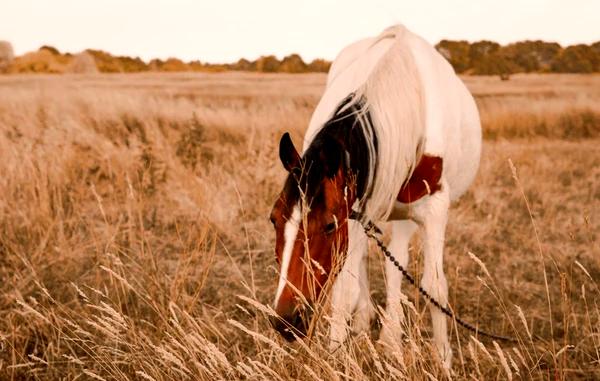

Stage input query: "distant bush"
[
  {"left": 149, "top": 58, "right": 190, "bottom": 72},
  {"left": 188, "top": 60, "right": 205, "bottom": 71},
  {"left": 436, "top": 40, "right": 471, "bottom": 73},
  {"left": 500, "top": 41, "right": 561, "bottom": 72},
  {"left": 68, "top": 52, "right": 99, "bottom": 74},
  {"left": 148, "top": 58, "right": 163, "bottom": 71},
  {"left": 160, "top": 58, "right": 190, "bottom": 72},
  {"left": 255, "top": 55, "right": 281, "bottom": 73},
  {"left": 279, "top": 54, "right": 307, "bottom": 73},
  {"left": 472, "top": 52, "right": 520, "bottom": 76},
  {"left": 118, "top": 55, "right": 149, "bottom": 72},
  {"left": 0, "top": 41, "right": 14, "bottom": 72},
  {"left": 86, "top": 49, "right": 123, "bottom": 72},
  {"left": 468, "top": 40, "right": 500, "bottom": 70},
  {"left": 8, "top": 48, "right": 70, "bottom": 73},
  {"left": 39, "top": 45, "right": 61, "bottom": 55},
  {"left": 307, "top": 58, "right": 331, "bottom": 72},
  {"left": 552, "top": 44, "right": 600, "bottom": 73},
  {"left": 231, "top": 58, "right": 254, "bottom": 71}
]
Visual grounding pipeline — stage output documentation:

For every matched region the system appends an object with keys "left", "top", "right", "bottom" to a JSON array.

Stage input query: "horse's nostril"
[
  {"left": 270, "top": 313, "right": 297, "bottom": 341},
  {"left": 292, "top": 313, "right": 304, "bottom": 330},
  {"left": 270, "top": 308, "right": 311, "bottom": 341},
  {"left": 268, "top": 315, "right": 281, "bottom": 330}
]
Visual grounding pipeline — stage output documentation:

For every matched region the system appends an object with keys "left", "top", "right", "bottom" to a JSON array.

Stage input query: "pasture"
[{"left": 0, "top": 72, "right": 599, "bottom": 380}]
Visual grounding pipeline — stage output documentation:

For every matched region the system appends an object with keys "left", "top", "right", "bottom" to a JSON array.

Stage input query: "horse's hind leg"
[
  {"left": 379, "top": 219, "right": 417, "bottom": 346},
  {"left": 412, "top": 178, "right": 452, "bottom": 368},
  {"left": 329, "top": 219, "right": 373, "bottom": 350}
]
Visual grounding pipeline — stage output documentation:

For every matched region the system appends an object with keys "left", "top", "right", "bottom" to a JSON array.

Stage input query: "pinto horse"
[{"left": 269, "top": 25, "right": 481, "bottom": 368}]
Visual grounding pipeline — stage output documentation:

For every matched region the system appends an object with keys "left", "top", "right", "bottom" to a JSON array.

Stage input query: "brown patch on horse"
[{"left": 397, "top": 155, "right": 443, "bottom": 203}]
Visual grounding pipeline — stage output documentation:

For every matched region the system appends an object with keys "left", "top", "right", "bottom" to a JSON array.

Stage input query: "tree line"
[
  {"left": 0, "top": 44, "right": 332, "bottom": 74},
  {"left": 1, "top": 39, "right": 599, "bottom": 75},
  {"left": 436, "top": 39, "right": 600, "bottom": 74}
]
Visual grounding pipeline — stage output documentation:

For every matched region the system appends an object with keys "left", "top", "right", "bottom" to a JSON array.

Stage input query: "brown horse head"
[{"left": 269, "top": 132, "right": 357, "bottom": 340}]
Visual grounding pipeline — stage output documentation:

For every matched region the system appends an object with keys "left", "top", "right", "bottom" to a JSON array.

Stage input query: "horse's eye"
[{"left": 324, "top": 222, "right": 337, "bottom": 235}]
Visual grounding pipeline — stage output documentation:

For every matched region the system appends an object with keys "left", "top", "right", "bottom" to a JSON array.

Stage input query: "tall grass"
[{"left": 0, "top": 72, "right": 599, "bottom": 380}]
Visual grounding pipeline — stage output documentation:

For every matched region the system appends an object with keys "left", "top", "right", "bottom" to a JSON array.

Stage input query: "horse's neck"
[{"left": 312, "top": 97, "right": 376, "bottom": 205}]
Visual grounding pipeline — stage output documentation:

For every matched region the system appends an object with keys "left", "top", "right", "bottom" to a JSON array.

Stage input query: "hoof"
[
  {"left": 437, "top": 343, "right": 453, "bottom": 370},
  {"left": 377, "top": 325, "right": 405, "bottom": 348}
]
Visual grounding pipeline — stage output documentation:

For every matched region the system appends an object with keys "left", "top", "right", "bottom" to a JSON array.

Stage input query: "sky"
[{"left": 1, "top": 0, "right": 599, "bottom": 63}]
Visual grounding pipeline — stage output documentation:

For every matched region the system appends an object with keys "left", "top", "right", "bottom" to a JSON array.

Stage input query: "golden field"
[{"left": 0, "top": 72, "right": 599, "bottom": 380}]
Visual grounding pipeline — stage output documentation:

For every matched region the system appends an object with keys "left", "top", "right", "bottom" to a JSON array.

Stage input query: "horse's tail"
[{"left": 373, "top": 24, "right": 409, "bottom": 44}]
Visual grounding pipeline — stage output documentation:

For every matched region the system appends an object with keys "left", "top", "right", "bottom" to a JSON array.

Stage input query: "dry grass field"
[{"left": 0, "top": 72, "right": 599, "bottom": 380}]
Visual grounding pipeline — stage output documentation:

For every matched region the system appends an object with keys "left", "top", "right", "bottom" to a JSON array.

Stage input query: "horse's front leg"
[
  {"left": 412, "top": 179, "right": 452, "bottom": 368},
  {"left": 328, "top": 219, "right": 373, "bottom": 350}
]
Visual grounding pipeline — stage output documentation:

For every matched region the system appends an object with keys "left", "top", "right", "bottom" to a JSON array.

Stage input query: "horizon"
[{"left": 2, "top": 0, "right": 600, "bottom": 63}]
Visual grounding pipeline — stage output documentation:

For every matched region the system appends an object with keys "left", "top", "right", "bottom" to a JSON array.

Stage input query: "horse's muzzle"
[{"left": 270, "top": 306, "right": 312, "bottom": 341}]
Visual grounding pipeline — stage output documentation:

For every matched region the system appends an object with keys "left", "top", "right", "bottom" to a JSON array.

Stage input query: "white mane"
[{"left": 303, "top": 25, "right": 424, "bottom": 222}]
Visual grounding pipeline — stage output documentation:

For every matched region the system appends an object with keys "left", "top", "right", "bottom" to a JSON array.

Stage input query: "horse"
[{"left": 269, "top": 24, "right": 481, "bottom": 368}]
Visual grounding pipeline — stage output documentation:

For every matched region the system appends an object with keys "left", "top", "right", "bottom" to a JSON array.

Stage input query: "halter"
[{"left": 349, "top": 210, "right": 519, "bottom": 343}]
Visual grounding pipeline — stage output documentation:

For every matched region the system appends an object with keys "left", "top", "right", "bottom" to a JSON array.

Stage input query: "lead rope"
[{"left": 358, "top": 218, "right": 519, "bottom": 343}]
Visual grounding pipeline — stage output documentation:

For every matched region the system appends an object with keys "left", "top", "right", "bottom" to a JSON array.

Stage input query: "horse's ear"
[
  {"left": 279, "top": 132, "right": 301, "bottom": 172},
  {"left": 320, "top": 135, "right": 342, "bottom": 178}
]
